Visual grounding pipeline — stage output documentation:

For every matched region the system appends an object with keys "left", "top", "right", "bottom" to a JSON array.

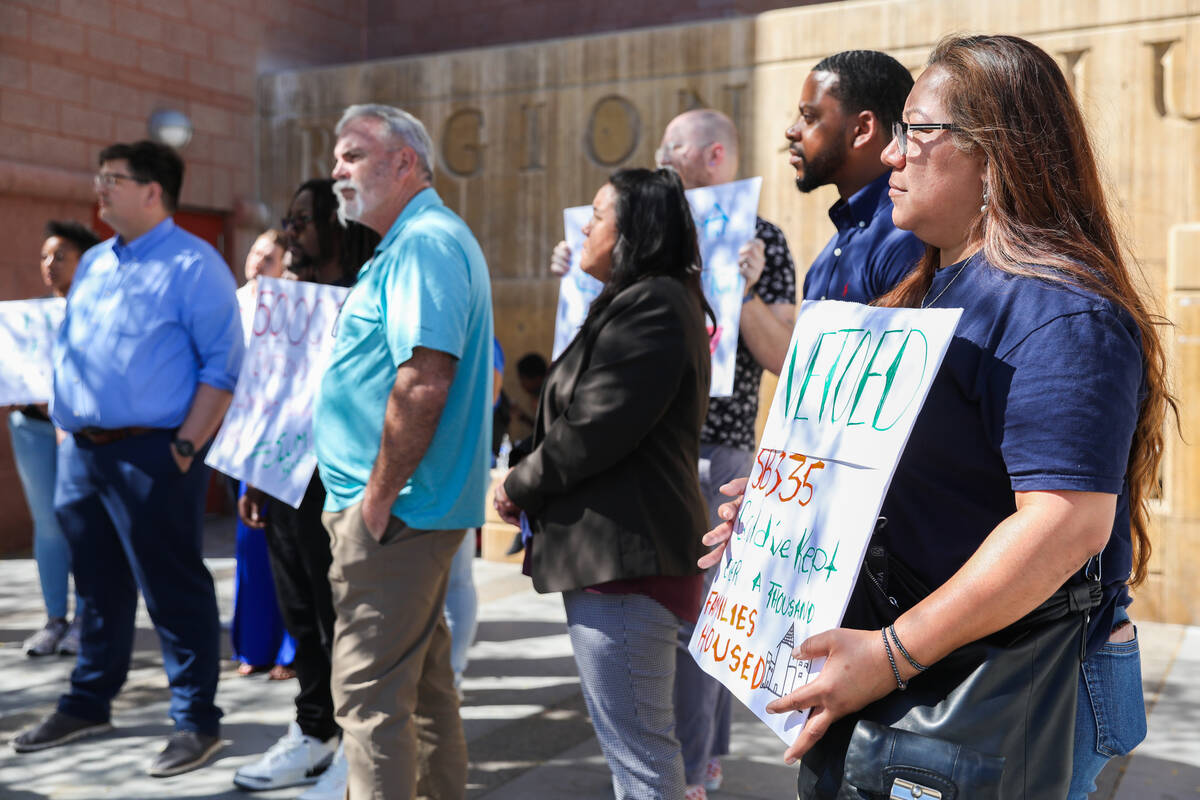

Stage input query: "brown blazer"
[{"left": 504, "top": 275, "right": 711, "bottom": 594}]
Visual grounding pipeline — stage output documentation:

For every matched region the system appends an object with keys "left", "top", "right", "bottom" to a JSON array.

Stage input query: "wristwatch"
[{"left": 172, "top": 438, "right": 196, "bottom": 458}]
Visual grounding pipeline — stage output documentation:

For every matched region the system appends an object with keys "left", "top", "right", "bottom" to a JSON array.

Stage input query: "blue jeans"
[
  {"left": 1068, "top": 621, "right": 1147, "bottom": 799},
  {"left": 444, "top": 530, "right": 477, "bottom": 687},
  {"left": 9, "top": 410, "right": 73, "bottom": 619},
  {"left": 54, "top": 430, "right": 222, "bottom": 735}
]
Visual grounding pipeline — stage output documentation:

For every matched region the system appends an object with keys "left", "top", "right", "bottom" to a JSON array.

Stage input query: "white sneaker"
[
  {"left": 232, "top": 722, "right": 337, "bottom": 791},
  {"left": 297, "top": 742, "right": 347, "bottom": 800}
]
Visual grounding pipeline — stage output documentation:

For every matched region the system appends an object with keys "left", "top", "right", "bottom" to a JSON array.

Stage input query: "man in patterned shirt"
[{"left": 550, "top": 108, "right": 796, "bottom": 799}]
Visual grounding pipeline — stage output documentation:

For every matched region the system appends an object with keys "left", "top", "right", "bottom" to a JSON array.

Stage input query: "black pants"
[{"left": 264, "top": 474, "right": 339, "bottom": 742}]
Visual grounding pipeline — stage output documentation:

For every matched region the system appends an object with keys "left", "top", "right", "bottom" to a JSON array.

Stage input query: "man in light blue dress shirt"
[{"left": 12, "top": 140, "right": 243, "bottom": 778}]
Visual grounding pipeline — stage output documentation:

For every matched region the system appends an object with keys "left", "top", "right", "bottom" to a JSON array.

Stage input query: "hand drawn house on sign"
[{"left": 762, "top": 623, "right": 809, "bottom": 698}]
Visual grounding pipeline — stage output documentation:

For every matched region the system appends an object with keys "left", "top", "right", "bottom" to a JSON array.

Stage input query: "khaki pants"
[{"left": 323, "top": 502, "right": 467, "bottom": 800}]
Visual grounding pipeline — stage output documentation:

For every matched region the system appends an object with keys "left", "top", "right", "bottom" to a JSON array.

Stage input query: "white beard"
[{"left": 334, "top": 179, "right": 362, "bottom": 226}]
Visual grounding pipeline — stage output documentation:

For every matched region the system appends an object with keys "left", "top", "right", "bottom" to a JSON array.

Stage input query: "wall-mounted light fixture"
[{"left": 147, "top": 109, "right": 194, "bottom": 149}]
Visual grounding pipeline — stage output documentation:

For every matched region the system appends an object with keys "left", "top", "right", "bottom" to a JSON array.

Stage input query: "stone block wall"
[{"left": 259, "top": 0, "right": 1200, "bottom": 622}]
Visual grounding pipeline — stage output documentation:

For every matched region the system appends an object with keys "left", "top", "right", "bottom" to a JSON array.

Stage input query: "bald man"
[{"left": 550, "top": 108, "right": 797, "bottom": 797}]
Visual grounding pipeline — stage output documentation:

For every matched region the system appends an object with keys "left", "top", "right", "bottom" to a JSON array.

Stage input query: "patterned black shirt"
[{"left": 700, "top": 217, "right": 796, "bottom": 450}]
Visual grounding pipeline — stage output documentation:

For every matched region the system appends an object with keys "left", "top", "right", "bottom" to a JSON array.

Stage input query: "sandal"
[
  {"left": 268, "top": 664, "right": 297, "bottom": 681},
  {"left": 237, "top": 662, "right": 270, "bottom": 677}
]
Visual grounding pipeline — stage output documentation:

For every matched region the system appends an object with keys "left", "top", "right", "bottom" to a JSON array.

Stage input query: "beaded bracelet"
[
  {"left": 888, "top": 624, "right": 929, "bottom": 673},
  {"left": 881, "top": 627, "right": 907, "bottom": 691}
]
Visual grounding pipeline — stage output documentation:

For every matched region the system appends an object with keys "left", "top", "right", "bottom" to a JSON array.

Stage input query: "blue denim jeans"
[
  {"left": 1068, "top": 618, "right": 1147, "bottom": 799},
  {"left": 9, "top": 410, "right": 73, "bottom": 619},
  {"left": 444, "top": 530, "right": 477, "bottom": 688}
]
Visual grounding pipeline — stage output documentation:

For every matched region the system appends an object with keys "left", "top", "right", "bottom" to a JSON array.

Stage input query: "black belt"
[{"left": 74, "top": 426, "right": 161, "bottom": 445}]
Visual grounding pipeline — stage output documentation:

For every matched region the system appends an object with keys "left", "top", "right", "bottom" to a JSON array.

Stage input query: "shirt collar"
[
  {"left": 827, "top": 171, "right": 892, "bottom": 232},
  {"left": 112, "top": 217, "right": 176, "bottom": 262},
  {"left": 367, "top": 187, "right": 442, "bottom": 270}
]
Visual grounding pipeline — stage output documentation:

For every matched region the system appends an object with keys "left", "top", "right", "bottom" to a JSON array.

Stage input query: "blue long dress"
[{"left": 231, "top": 482, "right": 296, "bottom": 668}]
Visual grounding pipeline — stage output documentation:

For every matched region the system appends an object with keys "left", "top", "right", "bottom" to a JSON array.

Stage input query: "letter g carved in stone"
[{"left": 442, "top": 108, "right": 485, "bottom": 177}]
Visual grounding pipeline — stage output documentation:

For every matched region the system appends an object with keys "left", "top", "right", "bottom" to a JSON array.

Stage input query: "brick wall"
[
  {"left": 0, "top": 0, "right": 367, "bottom": 214},
  {"left": 0, "top": 0, "right": 367, "bottom": 554}
]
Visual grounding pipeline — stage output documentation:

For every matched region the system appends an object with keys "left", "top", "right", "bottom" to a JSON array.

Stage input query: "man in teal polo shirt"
[{"left": 314, "top": 104, "right": 493, "bottom": 800}]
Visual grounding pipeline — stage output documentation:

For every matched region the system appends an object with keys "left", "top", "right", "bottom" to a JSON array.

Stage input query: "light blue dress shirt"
[
  {"left": 314, "top": 188, "right": 494, "bottom": 530},
  {"left": 51, "top": 217, "right": 243, "bottom": 432}
]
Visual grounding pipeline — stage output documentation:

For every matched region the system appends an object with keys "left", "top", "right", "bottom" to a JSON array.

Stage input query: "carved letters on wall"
[
  {"left": 442, "top": 109, "right": 486, "bottom": 177},
  {"left": 585, "top": 95, "right": 641, "bottom": 166},
  {"left": 1056, "top": 48, "right": 1089, "bottom": 97},
  {"left": 520, "top": 102, "right": 546, "bottom": 172},
  {"left": 1149, "top": 39, "right": 1200, "bottom": 122}
]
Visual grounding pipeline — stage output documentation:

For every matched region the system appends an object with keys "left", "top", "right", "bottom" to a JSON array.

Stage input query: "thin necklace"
[{"left": 921, "top": 259, "right": 969, "bottom": 308}]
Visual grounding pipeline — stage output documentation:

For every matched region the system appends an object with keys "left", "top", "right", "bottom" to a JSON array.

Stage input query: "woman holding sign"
[
  {"left": 229, "top": 228, "right": 299, "bottom": 680},
  {"left": 494, "top": 167, "right": 714, "bottom": 800},
  {"left": 12, "top": 220, "right": 99, "bottom": 657},
  {"left": 703, "top": 35, "right": 1172, "bottom": 799}
]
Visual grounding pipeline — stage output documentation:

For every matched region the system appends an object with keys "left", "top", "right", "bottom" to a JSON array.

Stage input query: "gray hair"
[{"left": 336, "top": 104, "right": 435, "bottom": 179}]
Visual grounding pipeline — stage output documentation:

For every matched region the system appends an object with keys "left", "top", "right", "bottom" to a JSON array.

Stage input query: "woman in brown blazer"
[{"left": 494, "top": 167, "right": 713, "bottom": 799}]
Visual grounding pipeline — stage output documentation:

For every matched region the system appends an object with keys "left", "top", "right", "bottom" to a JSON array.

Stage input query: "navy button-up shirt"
[
  {"left": 51, "top": 217, "right": 243, "bottom": 432},
  {"left": 801, "top": 171, "right": 924, "bottom": 303}
]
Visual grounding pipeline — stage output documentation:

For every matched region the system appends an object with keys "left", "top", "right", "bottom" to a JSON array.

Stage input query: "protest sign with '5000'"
[{"left": 207, "top": 277, "right": 350, "bottom": 508}]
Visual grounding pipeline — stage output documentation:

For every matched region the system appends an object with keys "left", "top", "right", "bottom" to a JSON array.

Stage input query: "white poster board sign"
[
  {"left": 206, "top": 277, "right": 349, "bottom": 508},
  {"left": 0, "top": 298, "right": 66, "bottom": 405},
  {"left": 551, "top": 205, "right": 600, "bottom": 361},
  {"left": 687, "top": 300, "right": 962, "bottom": 745},
  {"left": 552, "top": 177, "right": 762, "bottom": 397}
]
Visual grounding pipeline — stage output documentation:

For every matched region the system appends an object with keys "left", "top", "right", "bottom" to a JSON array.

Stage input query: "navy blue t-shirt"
[{"left": 879, "top": 252, "right": 1143, "bottom": 657}]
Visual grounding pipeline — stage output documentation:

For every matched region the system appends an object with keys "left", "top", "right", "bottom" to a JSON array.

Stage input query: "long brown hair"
[{"left": 876, "top": 34, "right": 1176, "bottom": 588}]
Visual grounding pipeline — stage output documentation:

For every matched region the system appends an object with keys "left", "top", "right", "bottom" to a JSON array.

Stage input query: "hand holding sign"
[
  {"left": 549, "top": 240, "right": 572, "bottom": 277},
  {"left": 698, "top": 476, "right": 748, "bottom": 569},
  {"left": 738, "top": 238, "right": 766, "bottom": 291},
  {"left": 764, "top": 626, "right": 897, "bottom": 764}
]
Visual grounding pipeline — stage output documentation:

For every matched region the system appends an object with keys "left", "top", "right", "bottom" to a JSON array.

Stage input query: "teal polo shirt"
[{"left": 314, "top": 188, "right": 494, "bottom": 529}]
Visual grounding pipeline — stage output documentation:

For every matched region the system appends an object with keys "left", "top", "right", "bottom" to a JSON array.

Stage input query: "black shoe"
[
  {"left": 148, "top": 731, "right": 222, "bottom": 778},
  {"left": 12, "top": 711, "right": 113, "bottom": 752},
  {"left": 504, "top": 531, "right": 525, "bottom": 556}
]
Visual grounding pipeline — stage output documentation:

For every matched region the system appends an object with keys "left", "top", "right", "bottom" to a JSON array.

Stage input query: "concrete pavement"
[{"left": 0, "top": 516, "right": 1196, "bottom": 798}]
